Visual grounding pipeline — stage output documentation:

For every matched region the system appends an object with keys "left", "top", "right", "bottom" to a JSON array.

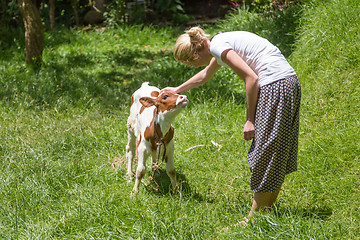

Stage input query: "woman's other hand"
[{"left": 243, "top": 120, "right": 255, "bottom": 141}]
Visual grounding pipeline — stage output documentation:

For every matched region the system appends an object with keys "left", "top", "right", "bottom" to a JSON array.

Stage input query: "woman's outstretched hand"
[
  {"left": 243, "top": 120, "right": 255, "bottom": 141},
  {"left": 160, "top": 87, "right": 178, "bottom": 94}
]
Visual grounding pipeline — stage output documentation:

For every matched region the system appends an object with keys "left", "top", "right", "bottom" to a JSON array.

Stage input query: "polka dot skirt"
[{"left": 247, "top": 75, "right": 301, "bottom": 193}]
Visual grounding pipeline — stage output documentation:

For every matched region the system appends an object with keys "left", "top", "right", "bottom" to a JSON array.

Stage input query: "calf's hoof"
[
  {"left": 130, "top": 187, "right": 139, "bottom": 197},
  {"left": 126, "top": 173, "right": 133, "bottom": 182}
]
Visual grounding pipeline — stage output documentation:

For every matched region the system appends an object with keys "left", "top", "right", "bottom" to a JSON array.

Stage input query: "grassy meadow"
[{"left": 1, "top": 0, "right": 359, "bottom": 239}]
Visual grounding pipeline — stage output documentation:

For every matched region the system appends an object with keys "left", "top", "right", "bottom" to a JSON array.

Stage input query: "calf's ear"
[
  {"left": 139, "top": 97, "right": 156, "bottom": 108},
  {"left": 151, "top": 91, "right": 159, "bottom": 97}
]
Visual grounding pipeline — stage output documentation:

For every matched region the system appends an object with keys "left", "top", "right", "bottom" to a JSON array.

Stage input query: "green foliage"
[
  {"left": 103, "top": 0, "right": 127, "bottom": 27},
  {"left": 290, "top": 0, "right": 360, "bottom": 207},
  {"left": 0, "top": 0, "right": 21, "bottom": 26},
  {"left": 0, "top": 26, "right": 24, "bottom": 55},
  {"left": 291, "top": 0, "right": 360, "bottom": 119},
  {"left": 1, "top": 0, "right": 359, "bottom": 238},
  {"left": 104, "top": 0, "right": 191, "bottom": 26},
  {"left": 230, "top": 0, "right": 306, "bottom": 13},
  {"left": 214, "top": 4, "right": 301, "bottom": 57},
  {"left": 155, "top": 0, "right": 190, "bottom": 24},
  {"left": 291, "top": 0, "right": 360, "bottom": 76},
  {"left": 41, "top": 0, "right": 89, "bottom": 28},
  {"left": 0, "top": 25, "right": 182, "bottom": 110}
]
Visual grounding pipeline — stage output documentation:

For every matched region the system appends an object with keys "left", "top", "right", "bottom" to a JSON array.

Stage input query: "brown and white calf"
[{"left": 126, "top": 82, "right": 188, "bottom": 195}]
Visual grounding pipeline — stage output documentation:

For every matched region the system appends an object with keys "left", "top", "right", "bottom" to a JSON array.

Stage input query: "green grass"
[{"left": 1, "top": 0, "right": 359, "bottom": 238}]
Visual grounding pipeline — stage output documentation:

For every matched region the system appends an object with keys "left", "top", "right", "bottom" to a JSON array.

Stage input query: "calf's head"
[{"left": 139, "top": 91, "right": 188, "bottom": 116}]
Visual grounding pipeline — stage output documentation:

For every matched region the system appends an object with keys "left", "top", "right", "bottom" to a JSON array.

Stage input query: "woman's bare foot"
[
  {"left": 234, "top": 217, "right": 254, "bottom": 227},
  {"left": 235, "top": 217, "right": 249, "bottom": 227},
  {"left": 222, "top": 217, "right": 250, "bottom": 231}
]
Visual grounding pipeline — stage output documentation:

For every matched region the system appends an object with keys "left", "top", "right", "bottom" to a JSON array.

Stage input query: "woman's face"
[{"left": 188, "top": 42, "right": 212, "bottom": 68}]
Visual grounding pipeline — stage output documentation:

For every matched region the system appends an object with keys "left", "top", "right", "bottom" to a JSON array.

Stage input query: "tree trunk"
[
  {"left": 49, "top": 0, "right": 55, "bottom": 30},
  {"left": 18, "top": 0, "right": 44, "bottom": 64},
  {"left": 72, "top": 0, "right": 80, "bottom": 27}
]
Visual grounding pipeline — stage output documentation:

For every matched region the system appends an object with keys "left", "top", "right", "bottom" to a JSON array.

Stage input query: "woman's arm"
[
  {"left": 221, "top": 49, "right": 259, "bottom": 141},
  {"left": 166, "top": 58, "right": 221, "bottom": 94}
]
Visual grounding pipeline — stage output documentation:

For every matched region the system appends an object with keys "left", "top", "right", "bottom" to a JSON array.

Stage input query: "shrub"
[
  {"left": 103, "top": 0, "right": 127, "bottom": 27},
  {"left": 212, "top": 3, "right": 302, "bottom": 57}
]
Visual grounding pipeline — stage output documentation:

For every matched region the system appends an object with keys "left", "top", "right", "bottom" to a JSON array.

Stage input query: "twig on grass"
[
  {"left": 185, "top": 140, "right": 222, "bottom": 152},
  {"left": 185, "top": 144, "right": 207, "bottom": 152}
]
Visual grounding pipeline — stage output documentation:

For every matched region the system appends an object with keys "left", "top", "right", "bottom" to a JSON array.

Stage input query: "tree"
[
  {"left": 49, "top": 0, "right": 55, "bottom": 30},
  {"left": 72, "top": 0, "right": 80, "bottom": 27},
  {"left": 18, "top": 0, "right": 44, "bottom": 64}
]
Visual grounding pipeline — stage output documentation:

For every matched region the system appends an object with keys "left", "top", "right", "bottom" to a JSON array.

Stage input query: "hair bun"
[
  {"left": 173, "top": 27, "right": 210, "bottom": 63},
  {"left": 187, "top": 27, "right": 200, "bottom": 38},
  {"left": 186, "top": 27, "right": 209, "bottom": 43}
]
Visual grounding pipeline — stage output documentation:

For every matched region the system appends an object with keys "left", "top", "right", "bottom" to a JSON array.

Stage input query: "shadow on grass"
[
  {"left": 274, "top": 205, "right": 333, "bottom": 221},
  {"left": 145, "top": 169, "right": 206, "bottom": 202}
]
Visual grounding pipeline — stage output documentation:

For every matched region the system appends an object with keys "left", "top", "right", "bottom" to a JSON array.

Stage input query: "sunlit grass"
[{"left": 0, "top": 0, "right": 359, "bottom": 238}]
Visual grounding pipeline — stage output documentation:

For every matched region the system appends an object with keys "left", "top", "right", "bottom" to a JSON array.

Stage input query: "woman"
[{"left": 162, "top": 27, "right": 301, "bottom": 226}]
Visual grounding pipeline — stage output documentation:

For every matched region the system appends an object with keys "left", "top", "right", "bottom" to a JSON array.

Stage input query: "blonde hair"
[{"left": 173, "top": 27, "right": 211, "bottom": 64}]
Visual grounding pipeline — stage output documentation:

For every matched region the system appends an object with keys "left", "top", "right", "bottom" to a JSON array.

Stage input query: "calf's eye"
[{"left": 162, "top": 95, "right": 168, "bottom": 100}]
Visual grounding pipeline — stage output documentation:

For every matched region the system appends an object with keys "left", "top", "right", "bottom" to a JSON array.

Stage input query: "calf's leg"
[
  {"left": 126, "top": 126, "right": 136, "bottom": 180},
  {"left": 132, "top": 146, "right": 148, "bottom": 195}
]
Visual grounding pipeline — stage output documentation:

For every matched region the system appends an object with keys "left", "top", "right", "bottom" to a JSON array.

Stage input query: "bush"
[
  {"left": 104, "top": 0, "right": 191, "bottom": 26},
  {"left": 103, "top": 0, "right": 127, "bottom": 27},
  {"left": 230, "top": 0, "right": 305, "bottom": 13},
  {"left": 213, "top": 4, "right": 301, "bottom": 57},
  {"left": 0, "top": 0, "right": 21, "bottom": 27}
]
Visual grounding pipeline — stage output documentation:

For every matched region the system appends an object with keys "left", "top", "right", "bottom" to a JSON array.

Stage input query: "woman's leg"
[
  {"left": 248, "top": 192, "right": 272, "bottom": 218},
  {"left": 266, "top": 188, "right": 281, "bottom": 209},
  {"left": 237, "top": 192, "right": 271, "bottom": 226},
  {"left": 249, "top": 188, "right": 281, "bottom": 217},
  {"left": 238, "top": 188, "right": 281, "bottom": 226}
]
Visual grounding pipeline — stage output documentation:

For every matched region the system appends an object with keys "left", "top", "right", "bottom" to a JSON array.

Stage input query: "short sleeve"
[{"left": 209, "top": 35, "right": 232, "bottom": 67}]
